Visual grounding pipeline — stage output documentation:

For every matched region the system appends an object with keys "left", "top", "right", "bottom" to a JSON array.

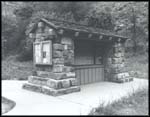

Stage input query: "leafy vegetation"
[
  {"left": 2, "top": 2, "right": 148, "bottom": 61},
  {"left": 125, "top": 53, "right": 148, "bottom": 79},
  {"left": 2, "top": 55, "right": 33, "bottom": 80},
  {"left": 1, "top": 2, "right": 148, "bottom": 80},
  {"left": 2, "top": 16, "right": 18, "bottom": 58}
]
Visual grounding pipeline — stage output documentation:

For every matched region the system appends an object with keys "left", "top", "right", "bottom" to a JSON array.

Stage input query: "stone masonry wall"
[
  {"left": 105, "top": 41, "right": 133, "bottom": 83},
  {"left": 50, "top": 36, "right": 78, "bottom": 89},
  {"left": 23, "top": 21, "right": 80, "bottom": 96},
  {"left": 52, "top": 37, "right": 75, "bottom": 72}
]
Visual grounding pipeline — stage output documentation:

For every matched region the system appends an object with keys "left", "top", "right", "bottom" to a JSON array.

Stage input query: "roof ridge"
[
  {"left": 43, "top": 18, "right": 89, "bottom": 27},
  {"left": 34, "top": 18, "right": 128, "bottom": 39},
  {"left": 42, "top": 18, "right": 116, "bottom": 33}
]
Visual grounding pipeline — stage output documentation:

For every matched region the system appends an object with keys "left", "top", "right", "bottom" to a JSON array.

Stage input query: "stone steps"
[
  {"left": 28, "top": 75, "right": 78, "bottom": 89},
  {"left": 35, "top": 71, "right": 67, "bottom": 80},
  {"left": 111, "top": 77, "right": 134, "bottom": 83},
  {"left": 35, "top": 71, "right": 76, "bottom": 80},
  {"left": 25, "top": 69, "right": 79, "bottom": 96},
  {"left": 22, "top": 83, "right": 80, "bottom": 96}
]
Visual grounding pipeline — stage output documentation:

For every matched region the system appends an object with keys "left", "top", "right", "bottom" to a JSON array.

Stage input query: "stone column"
[
  {"left": 50, "top": 37, "right": 79, "bottom": 89},
  {"left": 23, "top": 35, "right": 80, "bottom": 96},
  {"left": 105, "top": 41, "right": 133, "bottom": 83}
]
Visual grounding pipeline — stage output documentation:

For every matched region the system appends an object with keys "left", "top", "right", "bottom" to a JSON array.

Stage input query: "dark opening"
[{"left": 74, "top": 39, "right": 105, "bottom": 66}]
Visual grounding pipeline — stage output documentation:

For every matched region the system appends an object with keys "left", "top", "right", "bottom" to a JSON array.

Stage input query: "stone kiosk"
[{"left": 22, "top": 18, "right": 133, "bottom": 96}]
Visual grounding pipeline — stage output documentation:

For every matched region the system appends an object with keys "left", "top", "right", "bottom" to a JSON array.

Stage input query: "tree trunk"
[
  {"left": 132, "top": 39, "right": 137, "bottom": 54},
  {"left": 132, "top": 6, "right": 137, "bottom": 55}
]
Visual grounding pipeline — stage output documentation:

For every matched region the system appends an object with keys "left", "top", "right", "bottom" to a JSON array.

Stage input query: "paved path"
[{"left": 2, "top": 78, "right": 148, "bottom": 115}]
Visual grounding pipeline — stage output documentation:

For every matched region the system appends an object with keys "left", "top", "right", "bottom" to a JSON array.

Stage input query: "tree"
[
  {"left": 87, "top": 2, "right": 115, "bottom": 30},
  {"left": 2, "top": 16, "right": 18, "bottom": 55},
  {"left": 112, "top": 2, "right": 148, "bottom": 54},
  {"left": 8, "top": 2, "right": 148, "bottom": 61}
]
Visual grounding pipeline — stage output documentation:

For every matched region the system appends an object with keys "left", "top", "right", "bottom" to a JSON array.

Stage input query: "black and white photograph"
[{"left": 1, "top": 1, "right": 149, "bottom": 115}]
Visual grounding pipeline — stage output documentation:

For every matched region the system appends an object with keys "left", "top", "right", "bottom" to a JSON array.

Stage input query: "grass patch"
[
  {"left": 2, "top": 55, "right": 33, "bottom": 80},
  {"left": 2, "top": 97, "right": 16, "bottom": 114},
  {"left": 125, "top": 53, "right": 148, "bottom": 79},
  {"left": 89, "top": 88, "right": 148, "bottom": 115}
]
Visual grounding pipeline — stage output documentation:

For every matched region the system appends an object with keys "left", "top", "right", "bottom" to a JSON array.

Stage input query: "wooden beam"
[
  {"left": 118, "top": 38, "right": 121, "bottom": 42},
  {"left": 109, "top": 37, "right": 112, "bottom": 41},
  {"left": 49, "top": 28, "right": 53, "bottom": 32},
  {"left": 29, "top": 33, "right": 35, "bottom": 38},
  {"left": 49, "top": 28, "right": 54, "bottom": 35},
  {"left": 41, "top": 18, "right": 57, "bottom": 29},
  {"left": 88, "top": 34, "right": 92, "bottom": 38},
  {"left": 99, "top": 35, "right": 103, "bottom": 40},
  {"left": 75, "top": 32, "right": 79, "bottom": 37},
  {"left": 29, "top": 33, "right": 33, "bottom": 38},
  {"left": 58, "top": 29, "right": 64, "bottom": 34},
  {"left": 38, "top": 22, "right": 44, "bottom": 28}
]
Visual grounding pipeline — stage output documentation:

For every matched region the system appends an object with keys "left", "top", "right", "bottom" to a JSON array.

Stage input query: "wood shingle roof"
[{"left": 27, "top": 18, "right": 128, "bottom": 42}]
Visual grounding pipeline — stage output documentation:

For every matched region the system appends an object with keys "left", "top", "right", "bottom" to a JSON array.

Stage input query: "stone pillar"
[
  {"left": 23, "top": 35, "right": 80, "bottom": 96},
  {"left": 105, "top": 41, "right": 133, "bottom": 83},
  {"left": 49, "top": 37, "right": 79, "bottom": 91}
]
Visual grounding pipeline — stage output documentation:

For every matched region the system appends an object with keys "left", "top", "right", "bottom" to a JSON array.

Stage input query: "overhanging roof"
[{"left": 27, "top": 18, "right": 128, "bottom": 42}]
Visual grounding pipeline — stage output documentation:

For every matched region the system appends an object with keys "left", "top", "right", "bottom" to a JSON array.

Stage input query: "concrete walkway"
[{"left": 2, "top": 78, "right": 148, "bottom": 115}]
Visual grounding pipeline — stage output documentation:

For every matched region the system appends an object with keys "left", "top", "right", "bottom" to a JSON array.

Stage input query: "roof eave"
[{"left": 27, "top": 18, "right": 129, "bottom": 41}]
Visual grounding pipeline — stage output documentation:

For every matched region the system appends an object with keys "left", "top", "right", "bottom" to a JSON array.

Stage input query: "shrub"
[
  {"left": 16, "top": 44, "right": 33, "bottom": 61},
  {"left": 2, "top": 16, "right": 18, "bottom": 56}
]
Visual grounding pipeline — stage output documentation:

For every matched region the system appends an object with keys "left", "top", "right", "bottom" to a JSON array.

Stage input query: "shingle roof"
[{"left": 27, "top": 18, "right": 128, "bottom": 41}]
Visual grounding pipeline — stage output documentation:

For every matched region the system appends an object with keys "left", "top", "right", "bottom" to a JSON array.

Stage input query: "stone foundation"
[
  {"left": 23, "top": 71, "right": 80, "bottom": 96},
  {"left": 27, "top": 75, "right": 78, "bottom": 89},
  {"left": 22, "top": 83, "right": 80, "bottom": 96}
]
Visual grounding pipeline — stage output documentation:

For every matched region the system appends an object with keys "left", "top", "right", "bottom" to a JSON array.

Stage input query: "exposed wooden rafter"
[
  {"left": 75, "top": 32, "right": 79, "bottom": 37},
  {"left": 88, "top": 34, "right": 92, "bottom": 38},
  {"left": 38, "top": 22, "right": 44, "bottom": 28},
  {"left": 99, "top": 35, "right": 103, "bottom": 40},
  {"left": 118, "top": 38, "right": 121, "bottom": 42},
  {"left": 109, "top": 37, "right": 112, "bottom": 41},
  {"left": 27, "top": 18, "right": 128, "bottom": 42},
  {"left": 58, "top": 29, "right": 64, "bottom": 35},
  {"left": 29, "top": 33, "right": 35, "bottom": 38}
]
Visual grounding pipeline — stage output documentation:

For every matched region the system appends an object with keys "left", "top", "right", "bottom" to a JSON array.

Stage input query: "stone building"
[{"left": 22, "top": 18, "right": 133, "bottom": 96}]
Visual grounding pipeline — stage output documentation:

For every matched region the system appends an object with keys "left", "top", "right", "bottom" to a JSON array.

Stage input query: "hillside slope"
[{"left": 2, "top": 55, "right": 33, "bottom": 80}]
